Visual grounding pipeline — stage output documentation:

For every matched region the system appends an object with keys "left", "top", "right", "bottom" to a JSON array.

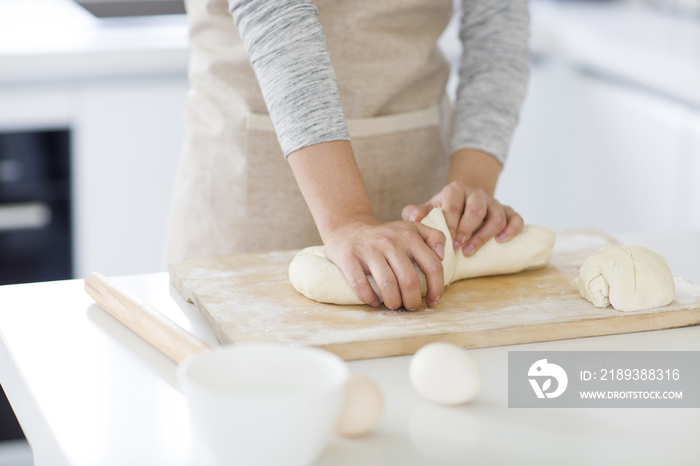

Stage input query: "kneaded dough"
[
  {"left": 289, "top": 207, "right": 556, "bottom": 305},
  {"left": 572, "top": 245, "right": 675, "bottom": 312}
]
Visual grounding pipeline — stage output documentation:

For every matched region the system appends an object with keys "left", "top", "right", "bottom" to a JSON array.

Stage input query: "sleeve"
[
  {"left": 228, "top": 0, "right": 350, "bottom": 157},
  {"left": 451, "top": 0, "right": 530, "bottom": 164}
]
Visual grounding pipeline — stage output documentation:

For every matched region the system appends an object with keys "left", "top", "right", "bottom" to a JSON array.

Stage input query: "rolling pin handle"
[{"left": 84, "top": 272, "right": 210, "bottom": 364}]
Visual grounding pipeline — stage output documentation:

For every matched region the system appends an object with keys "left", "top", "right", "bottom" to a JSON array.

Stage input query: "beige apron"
[{"left": 165, "top": 0, "right": 453, "bottom": 263}]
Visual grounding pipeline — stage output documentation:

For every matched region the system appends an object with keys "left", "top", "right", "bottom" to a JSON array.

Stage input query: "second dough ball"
[
  {"left": 572, "top": 245, "right": 675, "bottom": 312},
  {"left": 409, "top": 342, "right": 481, "bottom": 405}
]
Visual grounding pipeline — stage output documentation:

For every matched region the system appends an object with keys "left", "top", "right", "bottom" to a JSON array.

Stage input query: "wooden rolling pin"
[{"left": 84, "top": 272, "right": 210, "bottom": 363}]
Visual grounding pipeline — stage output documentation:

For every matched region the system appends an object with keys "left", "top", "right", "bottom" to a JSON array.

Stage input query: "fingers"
[
  {"left": 337, "top": 255, "right": 382, "bottom": 307},
  {"left": 461, "top": 197, "right": 507, "bottom": 255},
  {"left": 328, "top": 225, "right": 437, "bottom": 310},
  {"left": 399, "top": 182, "right": 525, "bottom": 296},
  {"left": 439, "top": 182, "right": 468, "bottom": 246},
  {"left": 331, "top": 199, "right": 523, "bottom": 310},
  {"left": 385, "top": 252, "right": 423, "bottom": 311},
  {"left": 409, "top": 239, "right": 445, "bottom": 308},
  {"left": 453, "top": 188, "right": 488, "bottom": 250},
  {"left": 414, "top": 223, "right": 446, "bottom": 261},
  {"left": 496, "top": 206, "right": 524, "bottom": 242},
  {"left": 413, "top": 223, "right": 446, "bottom": 305},
  {"left": 402, "top": 203, "right": 431, "bottom": 223},
  {"left": 361, "top": 226, "right": 446, "bottom": 310},
  {"left": 365, "top": 256, "right": 403, "bottom": 310}
]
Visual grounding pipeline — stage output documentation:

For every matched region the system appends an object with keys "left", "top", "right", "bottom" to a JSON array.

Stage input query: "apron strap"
[{"left": 248, "top": 105, "right": 441, "bottom": 138}]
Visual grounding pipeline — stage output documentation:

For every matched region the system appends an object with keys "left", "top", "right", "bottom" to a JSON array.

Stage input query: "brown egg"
[{"left": 335, "top": 373, "right": 384, "bottom": 437}]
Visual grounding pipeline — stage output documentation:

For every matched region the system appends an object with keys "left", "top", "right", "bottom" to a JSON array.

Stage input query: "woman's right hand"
[
  {"left": 322, "top": 213, "right": 447, "bottom": 310},
  {"left": 288, "top": 140, "right": 446, "bottom": 310}
]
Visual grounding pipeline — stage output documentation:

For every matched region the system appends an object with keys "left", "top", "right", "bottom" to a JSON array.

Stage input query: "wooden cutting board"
[{"left": 169, "top": 230, "right": 700, "bottom": 360}]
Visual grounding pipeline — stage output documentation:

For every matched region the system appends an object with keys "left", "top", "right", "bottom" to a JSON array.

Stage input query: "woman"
[{"left": 165, "top": 0, "right": 530, "bottom": 310}]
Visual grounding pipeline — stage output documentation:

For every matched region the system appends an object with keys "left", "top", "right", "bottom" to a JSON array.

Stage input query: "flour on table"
[{"left": 288, "top": 208, "right": 556, "bottom": 305}]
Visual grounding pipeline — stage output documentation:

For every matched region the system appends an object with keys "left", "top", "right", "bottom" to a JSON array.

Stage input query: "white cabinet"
[
  {"left": 0, "top": 0, "right": 190, "bottom": 279},
  {"left": 0, "top": 78, "right": 188, "bottom": 278},
  {"left": 73, "top": 79, "right": 188, "bottom": 277},
  {"left": 494, "top": 0, "right": 700, "bottom": 235},
  {"left": 497, "top": 61, "right": 700, "bottom": 235}
]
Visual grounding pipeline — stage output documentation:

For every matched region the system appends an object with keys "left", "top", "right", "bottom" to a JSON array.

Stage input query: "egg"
[
  {"left": 409, "top": 342, "right": 482, "bottom": 405},
  {"left": 335, "top": 373, "right": 384, "bottom": 437}
]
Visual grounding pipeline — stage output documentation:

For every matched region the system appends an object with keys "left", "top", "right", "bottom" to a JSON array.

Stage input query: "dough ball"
[
  {"left": 336, "top": 373, "right": 384, "bottom": 437},
  {"left": 289, "top": 208, "right": 555, "bottom": 305},
  {"left": 409, "top": 342, "right": 481, "bottom": 406},
  {"left": 572, "top": 245, "right": 675, "bottom": 312},
  {"left": 289, "top": 207, "right": 555, "bottom": 304}
]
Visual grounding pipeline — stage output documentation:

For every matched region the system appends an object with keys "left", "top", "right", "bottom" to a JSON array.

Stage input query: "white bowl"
[{"left": 177, "top": 344, "right": 348, "bottom": 466}]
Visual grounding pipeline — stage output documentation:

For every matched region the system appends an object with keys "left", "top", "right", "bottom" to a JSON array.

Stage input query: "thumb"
[
  {"left": 414, "top": 223, "right": 447, "bottom": 261},
  {"left": 402, "top": 203, "right": 432, "bottom": 223}
]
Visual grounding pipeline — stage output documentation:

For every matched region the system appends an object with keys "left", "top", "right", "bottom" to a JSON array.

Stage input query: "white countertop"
[{"left": 1, "top": 230, "right": 700, "bottom": 465}]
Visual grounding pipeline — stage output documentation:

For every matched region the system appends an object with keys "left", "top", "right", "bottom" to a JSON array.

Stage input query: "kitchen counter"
[{"left": 1, "top": 230, "right": 700, "bottom": 465}]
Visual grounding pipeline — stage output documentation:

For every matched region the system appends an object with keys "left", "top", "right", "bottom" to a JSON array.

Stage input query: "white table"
[{"left": 1, "top": 231, "right": 700, "bottom": 466}]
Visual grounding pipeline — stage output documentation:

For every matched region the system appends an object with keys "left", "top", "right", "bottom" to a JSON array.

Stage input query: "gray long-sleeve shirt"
[{"left": 229, "top": 0, "right": 529, "bottom": 164}]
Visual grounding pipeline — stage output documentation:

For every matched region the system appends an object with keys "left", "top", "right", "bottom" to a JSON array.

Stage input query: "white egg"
[
  {"left": 336, "top": 373, "right": 384, "bottom": 437},
  {"left": 409, "top": 342, "right": 482, "bottom": 405}
]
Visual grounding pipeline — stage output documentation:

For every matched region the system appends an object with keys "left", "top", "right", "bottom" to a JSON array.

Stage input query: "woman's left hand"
[{"left": 402, "top": 180, "right": 523, "bottom": 256}]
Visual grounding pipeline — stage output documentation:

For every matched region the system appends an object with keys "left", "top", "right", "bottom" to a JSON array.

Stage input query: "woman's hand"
[
  {"left": 402, "top": 181, "right": 523, "bottom": 256},
  {"left": 323, "top": 213, "right": 446, "bottom": 310},
  {"left": 288, "top": 140, "right": 447, "bottom": 310},
  {"left": 401, "top": 149, "right": 523, "bottom": 257}
]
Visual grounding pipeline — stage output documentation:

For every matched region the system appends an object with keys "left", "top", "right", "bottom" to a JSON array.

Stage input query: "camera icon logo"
[{"left": 528, "top": 359, "right": 568, "bottom": 399}]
